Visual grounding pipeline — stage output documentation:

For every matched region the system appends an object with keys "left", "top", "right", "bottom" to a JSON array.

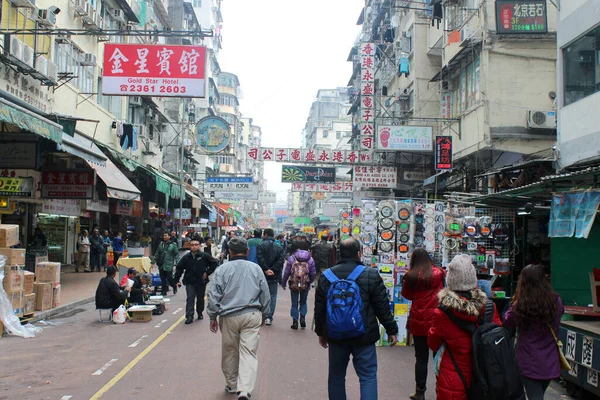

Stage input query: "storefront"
[{"left": 37, "top": 199, "right": 81, "bottom": 264}]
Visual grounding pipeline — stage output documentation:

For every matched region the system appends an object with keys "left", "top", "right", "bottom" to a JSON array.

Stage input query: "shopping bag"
[{"left": 113, "top": 305, "right": 127, "bottom": 324}]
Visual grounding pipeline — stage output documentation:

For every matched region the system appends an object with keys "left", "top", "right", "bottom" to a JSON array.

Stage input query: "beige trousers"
[{"left": 219, "top": 311, "right": 262, "bottom": 393}]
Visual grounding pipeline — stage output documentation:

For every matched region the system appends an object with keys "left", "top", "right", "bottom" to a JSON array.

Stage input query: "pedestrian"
[
  {"left": 247, "top": 229, "right": 262, "bottom": 264},
  {"left": 31, "top": 227, "right": 47, "bottom": 247},
  {"left": 281, "top": 239, "right": 316, "bottom": 330},
  {"left": 503, "top": 264, "right": 565, "bottom": 400},
  {"left": 314, "top": 238, "right": 398, "bottom": 400},
  {"left": 401, "top": 248, "right": 446, "bottom": 400},
  {"left": 153, "top": 231, "right": 180, "bottom": 296},
  {"left": 311, "top": 233, "right": 335, "bottom": 283},
  {"left": 428, "top": 254, "right": 502, "bottom": 400},
  {"left": 221, "top": 230, "right": 235, "bottom": 260},
  {"left": 89, "top": 229, "right": 104, "bottom": 272},
  {"left": 207, "top": 236, "right": 270, "bottom": 400},
  {"left": 112, "top": 231, "right": 124, "bottom": 266},
  {"left": 77, "top": 229, "right": 91, "bottom": 273},
  {"left": 203, "top": 236, "right": 220, "bottom": 259},
  {"left": 102, "top": 230, "right": 111, "bottom": 271},
  {"left": 174, "top": 236, "right": 219, "bottom": 324},
  {"left": 256, "top": 228, "right": 285, "bottom": 326}
]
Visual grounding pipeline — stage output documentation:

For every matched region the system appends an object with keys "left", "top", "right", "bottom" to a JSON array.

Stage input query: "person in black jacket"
[
  {"left": 256, "top": 228, "right": 285, "bottom": 326},
  {"left": 174, "top": 236, "right": 219, "bottom": 324},
  {"left": 129, "top": 273, "right": 152, "bottom": 304},
  {"left": 314, "top": 238, "right": 398, "bottom": 400},
  {"left": 95, "top": 266, "right": 130, "bottom": 312}
]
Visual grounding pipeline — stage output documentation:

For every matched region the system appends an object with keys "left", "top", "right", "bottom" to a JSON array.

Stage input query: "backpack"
[
  {"left": 323, "top": 265, "right": 367, "bottom": 340},
  {"left": 441, "top": 300, "right": 525, "bottom": 400},
  {"left": 288, "top": 255, "right": 311, "bottom": 292}
]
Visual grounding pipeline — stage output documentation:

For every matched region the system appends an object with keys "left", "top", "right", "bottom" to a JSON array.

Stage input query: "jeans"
[
  {"left": 101, "top": 251, "right": 108, "bottom": 269},
  {"left": 328, "top": 342, "right": 378, "bottom": 400},
  {"left": 185, "top": 283, "right": 206, "bottom": 319},
  {"left": 90, "top": 252, "right": 102, "bottom": 271},
  {"left": 290, "top": 289, "right": 309, "bottom": 320},
  {"left": 267, "top": 281, "right": 278, "bottom": 320},
  {"left": 413, "top": 335, "right": 431, "bottom": 390},
  {"left": 113, "top": 251, "right": 122, "bottom": 266},
  {"left": 159, "top": 269, "right": 174, "bottom": 295},
  {"left": 522, "top": 377, "right": 551, "bottom": 400}
]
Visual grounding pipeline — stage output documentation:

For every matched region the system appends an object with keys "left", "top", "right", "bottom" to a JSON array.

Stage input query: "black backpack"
[{"left": 440, "top": 300, "right": 525, "bottom": 400}]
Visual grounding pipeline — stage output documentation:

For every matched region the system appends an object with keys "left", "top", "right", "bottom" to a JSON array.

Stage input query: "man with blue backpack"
[{"left": 314, "top": 238, "right": 398, "bottom": 400}]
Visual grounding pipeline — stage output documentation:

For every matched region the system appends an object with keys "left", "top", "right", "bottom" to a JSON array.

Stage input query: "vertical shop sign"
[
  {"left": 435, "top": 136, "right": 453, "bottom": 170},
  {"left": 440, "top": 92, "right": 451, "bottom": 119},
  {"left": 360, "top": 43, "right": 376, "bottom": 154}
]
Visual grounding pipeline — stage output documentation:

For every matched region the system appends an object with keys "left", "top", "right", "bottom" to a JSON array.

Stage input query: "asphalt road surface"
[{"left": 0, "top": 284, "right": 581, "bottom": 400}]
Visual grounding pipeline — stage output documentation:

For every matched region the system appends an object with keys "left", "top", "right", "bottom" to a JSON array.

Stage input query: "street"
[{"left": 0, "top": 287, "right": 577, "bottom": 400}]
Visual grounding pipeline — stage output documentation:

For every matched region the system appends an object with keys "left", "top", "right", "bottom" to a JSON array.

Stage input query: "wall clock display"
[
  {"left": 379, "top": 217, "right": 394, "bottom": 230},
  {"left": 379, "top": 241, "right": 393, "bottom": 253}
]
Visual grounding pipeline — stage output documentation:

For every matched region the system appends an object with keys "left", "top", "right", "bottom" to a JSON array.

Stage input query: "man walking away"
[
  {"left": 247, "top": 229, "right": 262, "bottom": 264},
  {"left": 314, "top": 238, "right": 398, "bottom": 400},
  {"left": 90, "top": 229, "right": 104, "bottom": 272},
  {"left": 175, "top": 236, "right": 219, "bottom": 324},
  {"left": 312, "top": 234, "right": 335, "bottom": 283},
  {"left": 207, "top": 236, "right": 270, "bottom": 400},
  {"left": 220, "top": 230, "right": 235, "bottom": 260},
  {"left": 153, "top": 232, "right": 180, "bottom": 296},
  {"left": 112, "top": 231, "right": 124, "bottom": 266},
  {"left": 77, "top": 229, "right": 91, "bottom": 273},
  {"left": 256, "top": 228, "right": 284, "bottom": 326}
]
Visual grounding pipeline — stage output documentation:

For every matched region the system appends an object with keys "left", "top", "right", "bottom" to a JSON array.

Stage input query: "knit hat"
[
  {"left": 228, "top": 236, "right": 248, "bottom": 253},
  {"left": 446, "top": 254, "right": 477, "bottom": 291}
]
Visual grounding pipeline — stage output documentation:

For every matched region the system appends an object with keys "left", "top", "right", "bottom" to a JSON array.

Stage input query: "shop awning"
[
  {"left": 85, "top": 157, "right": 140, "bottom": 201},
  {"left": 58, "top": 133, "right": 107, "bottom": 166},
  {"left": 146, "top": 166, "right": 180, "bottom": 199},
  {"left": 0, "top": 98, "right": 63, "bottom": 143}
]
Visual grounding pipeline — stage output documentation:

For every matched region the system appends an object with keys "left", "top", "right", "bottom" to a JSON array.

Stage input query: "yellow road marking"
[{"left": 89, "top": 315, "right": 186, "bottom": 399}]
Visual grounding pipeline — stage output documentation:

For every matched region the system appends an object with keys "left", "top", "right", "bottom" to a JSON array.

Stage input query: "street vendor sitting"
[
  {"left": 95, "top": 266, "right": 130, "bottom": 312},
  {"left": 129, "top": 273, "right": 152, "bottom": 304},
  {"left": 120, "top": 267, "right": 138, "bottom": 288}
]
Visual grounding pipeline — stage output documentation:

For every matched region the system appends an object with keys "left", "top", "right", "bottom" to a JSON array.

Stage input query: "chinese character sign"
[
  {"left": 291, "top": 181, "right": 354, "bottom": 192},
  {"left": 496, "top": 0, "right": 547, "bottom": 34},
  {"left": 377, "top": 125, "right": 433, "bottom": 151},
  {"left": 102, "top": 44, "right": 207, "bottom": 97},
  {"left": 353, "top": 166, "right": 397, "bottom": 189},
  {"left": 41, "top": 170, "right": 95, "bottom": 199},
  {"left": 435, "top": 136, "right": 453, "bottom": 170}
]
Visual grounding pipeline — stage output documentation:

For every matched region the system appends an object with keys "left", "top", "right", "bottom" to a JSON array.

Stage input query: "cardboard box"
[
  {"left": 0, "top": 225, "right": 19, "bottom": 247},
  {"left": 7, "top": 291, "right": 23, "bottom": 317},
  {"left": 26, "top": 255, "right": 49, "bottom": 273},
  {"left": 33, "top": 282, "right": 52, "bottom": 311},
  {"left": 0, "top": 248, "right": 25, "bottom": 265},
  {"left": 0, "top": 318, "right": 4, "bottom": 337},
  {"left": 3, "top": 265, "right": 24, "bottom": 292},
  {"left": 23, "top": 271, "right": 35, "bottom": 295},
  {"left": 36, "top": 262, "right": 61, "bottom": 287},
  {"left": 128, "top": 305, "right": 154, "bottom": 322},
  {"left": 52, "top": 285, "right": 61, "bottom": 308},
  {"left": 23, "top": 293, "right": 35, "bottom": 315}
]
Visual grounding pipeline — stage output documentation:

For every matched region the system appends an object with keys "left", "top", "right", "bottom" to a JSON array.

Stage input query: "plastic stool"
[{"left": 98, "top": 309, "right": 113, "bottom": 322}]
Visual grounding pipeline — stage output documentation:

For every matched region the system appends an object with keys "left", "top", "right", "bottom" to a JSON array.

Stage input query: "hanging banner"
[
  {"left": 102, "top": 44, "right": 207, "bottom": 97},
  {"left": 281, "top": 165, "right": 336, "bottom": 183},
  {"left": 291, "top": 181, "right": 354, "bottom": 193},
  {"left": 435, "top": 136, "right": 453, "bottom": 170},
  {"left": 247, "top": 147, "right": 377, "bottom": 165},
  {"left": 207, "top": 177, "right": 258, "bottom": 200},
  {"left": 377, "top": 125, "right": 433, "bottom": 151},
  {"left": 353, "top": 166, "right": 397, "bottom": 189}
]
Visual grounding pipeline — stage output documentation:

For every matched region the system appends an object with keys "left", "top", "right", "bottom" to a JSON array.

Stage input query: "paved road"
[{"left": 0, "top": 285, "right": 581, "bottom": 400}]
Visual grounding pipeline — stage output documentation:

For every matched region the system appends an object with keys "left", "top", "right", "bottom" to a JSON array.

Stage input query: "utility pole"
[{"left": 178, "top": 100, "right": 185, "bottom": 248}]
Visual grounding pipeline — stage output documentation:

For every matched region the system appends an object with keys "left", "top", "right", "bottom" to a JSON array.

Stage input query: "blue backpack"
[{"left": 323, "top": 265, "right": 367, "bottom": 340}]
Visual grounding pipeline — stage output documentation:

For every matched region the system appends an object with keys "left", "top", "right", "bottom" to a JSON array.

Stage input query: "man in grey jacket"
[{"left": 207, "top": 236, "right": 270, "bottom": 400}]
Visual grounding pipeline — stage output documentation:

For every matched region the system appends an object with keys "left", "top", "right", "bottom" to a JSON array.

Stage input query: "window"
[
  {"left": 97, "top": 77, "right": 123, "bottom": 119},
  {"left": 323, "top": 130, "right": 329, "bottom": 138},
  {"left": 336, "top": 131, "right": 342, "bottom": 139},
  {"left": 564, "top": 26, "right": 600, "bottom": 106},
  {"left": 192, "top": 0, "right": 201, "bottom": 7},
  {"left": 448, "top": 52, "right": 480, "bottom": 117}
]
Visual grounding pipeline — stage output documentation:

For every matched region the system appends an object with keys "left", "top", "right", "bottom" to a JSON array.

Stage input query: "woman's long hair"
[
  {"left": 511, "top": 264, "right": 557, "bottom": 329},
  {"left": 403, "top": 248, "right": 433, "bottom": 290}
]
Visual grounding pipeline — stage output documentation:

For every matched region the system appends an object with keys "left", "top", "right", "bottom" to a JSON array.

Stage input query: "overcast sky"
[{"left": 218, "top": 0, "right": 364, "bottom": 202}]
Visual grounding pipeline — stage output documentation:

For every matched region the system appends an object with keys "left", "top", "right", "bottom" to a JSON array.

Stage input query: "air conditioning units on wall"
[
  {"left": 8, "top": 36, "right": 23, "bottom": 61},
  {"left": 36, "top": 56, "right": 48, "bottom": 75},
  {"left": 130, "top": 96, "right": 142, "bottom": 106},
  {"left": 22, "top": 44, "right": 34, "bottom": 68},
  {"left": 81, "top": 53, "right": 96, "bottom": 66},
  {"left": 38, "top": 9, "right": 56, "bottom": 26},
  {"left": 112, "top": 9, "right": 125, "bottom": 22},
  {"left": 527, "top": 110, "right": 556, "bottom": 129}
]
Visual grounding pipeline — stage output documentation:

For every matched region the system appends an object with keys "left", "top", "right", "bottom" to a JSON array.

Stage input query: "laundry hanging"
[
  {"left": 432, "top": 0, "right": 443, "bottom": 29},
  {"left": 384, "top": 27, "right": 395, "bottom": 43},
  {"left": 399, "top": 57, "right": 410, "bottom": 77},
  {"left": 120, "top": 123, "right": 134, "bottom": 150}
]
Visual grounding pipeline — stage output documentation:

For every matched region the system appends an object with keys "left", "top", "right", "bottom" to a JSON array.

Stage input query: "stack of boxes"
[
  {"left": 1, "top": 225, "right": 26, "bottom": 318},
  {"left": 34, "top": 262, "right": 60, "bottom": 311}
]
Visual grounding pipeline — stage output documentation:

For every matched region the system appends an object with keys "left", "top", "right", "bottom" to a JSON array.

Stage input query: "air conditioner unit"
[
  {"left": 46, "top": 61, "right": 58, "bottom": 83},
  {"left": 36, "top": 56, "right": 48, "bottom": 75},
  {"left": 460, "top": 26, "right": 482, "bottom": 47},
  {"left": 8, "top": 0, "right": 35, "bottom": 8},
  {"left": 137, "top": 125, "right": 147, "bottom": 138},
  {"left": 81, "top": 53, "right": 96, "bottom": 66},
  {"left": 142, "top": 140, "right": 156, "bottom": 155},
  {"left": 130, "top": 96, "right": 142, "bottom": 106},
  {"left": 112, "top": 9, "right": 125, "bottom": 22},
  {"left": 527, "top": 110, "right": 556, "bottom": 129},
  {"left": 22, "top": 44, "right": 34, "bottom": 68},
  {"left": 71, "top": 0, "right": 85, "bottom": 14},
  {"left": 37, "top": 9, "right": 56, "bottom": 26},
  {"left": 8, "top": 36, "right": 23, "bottom": 60}
]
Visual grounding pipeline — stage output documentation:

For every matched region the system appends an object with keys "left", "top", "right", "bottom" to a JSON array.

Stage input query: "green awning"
[
  {"left": 155, "top": 176, "right": 171, "bottom": 197},
  {"left": 0, "top": 98, "right": 63, "bottom": 143},
  {"left": 294, "top": 217, "right": 311, "bottom": 225}
]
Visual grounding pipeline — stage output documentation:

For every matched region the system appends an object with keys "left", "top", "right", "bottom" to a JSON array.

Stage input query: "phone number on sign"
[{"left": 119, "top": 84, "right": 187, "bottom": 94}]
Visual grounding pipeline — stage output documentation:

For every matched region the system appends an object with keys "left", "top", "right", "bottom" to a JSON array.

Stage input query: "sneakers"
[
  {"left": 224, "top": 386, "right": 237, "bottom": 394},
  {"left": 265, "top": 318, "right": 272, "bottom": 326},
  {"left": 184, "top": 318, "right": 193, "bottom": 324},
  {"left": 291, "top": 319, "right": 298, "bottom": 330},
  {"left": 300, "top": 316, "right": 306, "bottom": 329},
  {"left": 237, "top": 392, "right": 251, "bottom": 399}
]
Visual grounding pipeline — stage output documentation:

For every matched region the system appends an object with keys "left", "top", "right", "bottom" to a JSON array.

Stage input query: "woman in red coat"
[
  {"left": 428, "top": 254, "right": 502, "bottom": 400},
  {"left": 401, "top": 248, "right": 446, "bottom": 400}
]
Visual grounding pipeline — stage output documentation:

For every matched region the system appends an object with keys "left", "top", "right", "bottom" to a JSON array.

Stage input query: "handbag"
[{"left": 548, "top": 323, "right": 571, "bottom": 371}]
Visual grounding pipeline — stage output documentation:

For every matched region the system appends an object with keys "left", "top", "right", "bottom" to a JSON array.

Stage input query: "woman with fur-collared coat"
[{"left": 428, "top": 255, "right": 502, "bottom": 400}]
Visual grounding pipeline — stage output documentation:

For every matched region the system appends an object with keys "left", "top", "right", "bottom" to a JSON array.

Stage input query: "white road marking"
[
  {"left": 128, "top": 335, "right": 148, "bottom": 348},
  {"left": 172, "top": 307, "right": 183, "bottom": 315},
  {"left": 154, "top": 319, "right": 168, "bottom": 328},
  {"left": 61, "top": 396, "right": 73, "bottom": 400},
  {"left": 92, "top": 359, "right": 118, "bottom": 376}
]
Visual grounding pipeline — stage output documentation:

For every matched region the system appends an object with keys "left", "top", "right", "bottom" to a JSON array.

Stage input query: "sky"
[{"left": 218, "top": 0, "right": 364, "bottom": 203}]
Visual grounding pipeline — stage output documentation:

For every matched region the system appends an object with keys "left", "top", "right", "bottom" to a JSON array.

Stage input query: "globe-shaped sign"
[{"left": 195, "top": 116, "right": 230, "bottom": 153}]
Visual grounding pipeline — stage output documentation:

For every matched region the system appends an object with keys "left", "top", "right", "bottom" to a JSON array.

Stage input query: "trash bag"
[
  {"left": 112, "top": 305, "right": 127, "bottom": 324},
  {"left": 0, "top": 256, "right": 42, "bottom": 338}
]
